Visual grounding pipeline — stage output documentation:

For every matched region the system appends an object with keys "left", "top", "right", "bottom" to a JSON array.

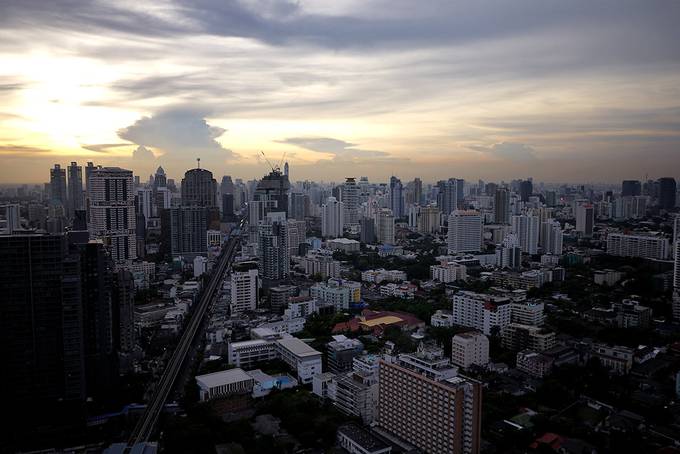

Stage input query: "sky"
[{"left": 1, "top": 0, "right": 679, "bottom": 184}]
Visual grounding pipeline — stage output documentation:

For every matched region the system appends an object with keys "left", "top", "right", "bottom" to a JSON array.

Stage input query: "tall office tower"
[
  {"left": 0, "top": 233, "right": 86, "bottom": 410},
  {"left": 376, "top": 208, "right": 395, "bottom": 244},
  {"left": 254, "top": 169, "right": 291, "bottom": 216},
  {"left": 413, "top": 177, "right": 423, "bottom": 205},
  {"left": 389, "top": 176, "right": 404, "bottom": 218},
  {"left": 673, "top": 239, "right": 679, "bottom": 292},
  {"left": 66, "top": 162, "right": 84, "bottom": 219},
  {"left": 284, "top": 161, "right": 289, "bottom": 177},
  {"left": 221, "top": 193, "right": 235, "bottom": 221},
  {"left": 169, "top": 206, "right": 208, "bottom": 258},
  {"left": 622, "top": 180, "right": 642, "bottom": 197},
  {"left": 112, "top": 269, "right": 135, "bottom": 355},
  {"left": 484, "top": 182, "right": 497, "bottom": 197},
  {"left": 417, "top": 205, "right": 441, "bottom": 234},
  {"left": 290, "top": 193, "right": 306, "bottom": 221},
  {"left": 1, "top": 204, "right": 21, "bottom": 234},
  {"left": 258, "top": 213, "right": 289, "bottom": 281},
  {"left": 519, "top": 179, "right": 533, "bottom": 202},
  {"left": 88, "top": 167, "right": 137, "bottom": 265},
  {"left": 437, "top": 178, "right": 458, "bottom": 216},
  {"left": 153, "top": 166, "right": 167, "bottom": 190},
  {"left": 220, "top": 175, "right": 234, "bottom": 195},
  {"left": 75, "top": 241, "right": 118, "bottom": 399},
  {"left": 575, "top": 203, "right": 595, "bottom": 237},
  {"left": 545, "top": 190, "right": 557, "bottom": 207},
  {"left": 447, "top": 210, "right": 482, "bottom": 254},
  {"left": 181, "top": 167, "right": 217, "bottom": 207},
  {"left": 360, "top": 218, "right": 376, "bottom": 244},
  {"left": 321, "top": 196, "right": 344, "bottom": 238},
  {"left": 50, "top": 163, "right": 68, "bottom": 208},
  {"left": 456, "top": 178, "right": 465, "bottom": 208},
  {"left": 287, "top": 219, "right": 306, "bottom": 257},
  {"left": 342, "top": 177, "right": 360, "bottom": 227},
  {"left": 493, "top": 187, "right": 510, "bottom": 224},
  {"left": 136, "top": 187, "right": 153, "bottom": 221},
  {"left": 540, "top": 219, "right": 564, "bottom": 255},
  {"left": 230, "top": 261, "right": 259, "bottom": 314},
  {"left": 378, "top": 345, "right": 482, "bottom": 454},
  {"left": 658, "top": 177, "right": 677, "bottom": 210},
  {"left": 511, "top": 214, "right": 540, "bottom": 255}
]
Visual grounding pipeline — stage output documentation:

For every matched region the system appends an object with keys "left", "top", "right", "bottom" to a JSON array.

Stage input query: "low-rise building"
[
  {"left": 430, "top": 261, "right": 468, "bottom": 283},
  {"left": 502, "top": 323, "right": 556, "bottom": 352},
  {"left": 327, "top": 237, "right": 361, "bottom": 253},
  {"left": 451, "top": 331, "right": 489, "bottom": 369},
  {"left": 196, "top": 368, "right": 254, "bottom": 402},
  {"left": 590, "top": 344, "right": 634, "bottom": 374},
  {"left": 431, "top": 309, "right": 455, "bottom": 327},
  {"left": 516, "top": 350, "right": 553, "bottom": 378},
  {"left": 327, "top": 335, "right": 365, "bottom": 374},
  {"left": 275, "top": 336, "right": 323, "bottom": 384},
  {"left": 361, "top": 269, "right": 407, "bottom": 284},
  {"left": 337, "top": 424, "right": 392, "bottom": 454},
  {"left": 593, "top": 269, "right": 624, "bottom": 287},
  {"left": 379, "top": 282, "right": 417, "bottom": 299}
]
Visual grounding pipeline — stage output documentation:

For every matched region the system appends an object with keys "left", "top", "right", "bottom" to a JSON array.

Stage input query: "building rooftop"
[
  {"left": 276, "top": 336, "right": 321, "bottom": 358},
  {"left": 337, "top": 424, "right": 390, "bottom": 451},
  {"left": 196, "top": 368, "right": 253, "bottom": 388}
]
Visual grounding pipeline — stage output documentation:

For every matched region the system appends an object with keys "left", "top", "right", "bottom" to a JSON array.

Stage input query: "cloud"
[
  {"left": 80, "top": 143, "right": 129, "bottom": 153},
  {"left": 132, "top": 145, "right": 155, "bottom": 160},
  {"left": 0, "top": 144, "right": 52, "bottom": 155},
  {"left": 470, "top": 142, "right": 538, "bottom": 161},
  {"left": 117, "top": 108, "right": 235, "bottom": 160},
  {"left": 279, "top": 137, "right": 388, "bottom": 159}
]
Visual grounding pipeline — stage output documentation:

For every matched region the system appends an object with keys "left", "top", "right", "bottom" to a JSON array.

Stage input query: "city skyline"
[{"left": 1, "top": 1, "right": 680, "bottom": 183}]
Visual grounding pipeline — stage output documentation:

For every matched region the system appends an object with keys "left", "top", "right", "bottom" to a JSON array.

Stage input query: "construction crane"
[{"left": 260, "top": 150, "right": 287, "bottom": 173}]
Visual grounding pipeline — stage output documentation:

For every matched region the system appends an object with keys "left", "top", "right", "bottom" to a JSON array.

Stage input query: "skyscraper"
[
  {"left": 621, "top": 180, "right": 641, "bottom": 197},
  {"left": 258, "top": 213, "right": 289, "bottom": 281},
  {"left": 575, "top": 203, "right": 595, "bottom": 237},
  {"left": 220, "top": 175, "right": 234, "bottom": 195},
  {"left": 181, "top": 167, "right": 217, "bottom": 207},
  {"left": 494, "top": 187, "right": 510, "bottom": 224},
  {"left": 50, "top": 164, "right": 67, "bottom": 208},
  {"left": 254, "top": 169, "right": 290, "bottom": 216},
  {"left": 230, "top": 261, "right": 259, "bottom": 314},
  {"left": 417, "top": 205, "right": 441, "bottom": 234},
  {"left": 389, "top": 176, "right": 404, "bottom": 218},
  {"left": 519, "top": 179, "right": 533, "bottom": 202},
  {"left": 88, "top": 167, "right": 137, "bottom": 265},
  {"left": 437, "top": 178, "right": 458, "bottom": 216},
  {"left": 342, "top": 177, "right": 359, "bottom": 227},
  {"left": 169, "top": 206, "right": 208, "bottom": 258},
  {"left": 376, "top": 208, "right": 395, "bottom": 244},
  {"left": 67, "top": 161, "right": 84, "bottom": 219},
  {"left": 447, "top": 210, "right": 482, "bottom": 254},
  {"left": 658, "top": 177, "right": 677, "bottom": 210},
  {"left": 360, "top": 217, "right": 376, "bottom": 244},
  {"left": 511, "top": 214, "right": 540, "bottom": 255},
  {"left": 321, "top": 196, "right": 344, "bottom": 238},
  {"left": 413, "top": 177, "right": 423, "bottom": 205},
  {"left": 540, "top": 219, "right": 563, "bottom": 255}
]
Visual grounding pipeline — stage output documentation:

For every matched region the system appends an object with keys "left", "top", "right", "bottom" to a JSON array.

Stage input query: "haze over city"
[{"left": 1, "top": 0, "right": 680, "bottom": 183}]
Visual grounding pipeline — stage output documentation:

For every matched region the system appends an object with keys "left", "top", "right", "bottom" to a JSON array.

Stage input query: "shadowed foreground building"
[{"left": 377, "top": 344, "right": 482, "bottom": 454}]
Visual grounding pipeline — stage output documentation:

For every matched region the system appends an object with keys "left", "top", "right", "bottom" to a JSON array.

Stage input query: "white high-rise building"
[
  {"left": 575, "top": 203, "right": 595, "bottom": 237},
  {"left": 451, "top": 332, "right": 489, "bottom": 369},
  {"left": 321, "top": 196, "right": 344, "bottom": 238},
  {"left": 342, "top": 178, "right": 359, "bottom": 228},
  {"left": 375, "top": 208, "right": 395, "bottom": 244},
  {"left": 230, "top": 262, "right": 259, "bottom": 314},
  {"left": 606, "top": 233, "right": 669, "bottom": 260},
  {"left": 511, "top": 214, "right": 539, "bottom": 255},
  {"left": 447, "top": 210, "right": 482, "bottom": 254},
  {"left": 451, "top": 291, "right": 512, "bottom": 335},
  {"left": 540, "top": 219, "right": 563, "bottom": 255},
  {"left": 88, "top": 167, "right": 137, "bottom": 265}
]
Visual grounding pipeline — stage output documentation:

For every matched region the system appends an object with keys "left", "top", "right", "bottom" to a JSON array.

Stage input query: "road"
[{"left": 126, "top": 233, "right": 241, "bottom": 446}]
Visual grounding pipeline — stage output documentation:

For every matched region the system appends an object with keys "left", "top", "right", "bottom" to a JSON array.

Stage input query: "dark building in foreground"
[{"left": 658, "top": 177, "right": 677, "bottom": 210}]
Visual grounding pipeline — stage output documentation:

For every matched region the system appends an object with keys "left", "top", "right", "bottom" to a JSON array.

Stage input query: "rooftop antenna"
[
  {"left": 197, "top": 157, "right": 201, "bottom": 169},
  {"left": 260, "top": 150, "right": 278, "bottom": 172}
]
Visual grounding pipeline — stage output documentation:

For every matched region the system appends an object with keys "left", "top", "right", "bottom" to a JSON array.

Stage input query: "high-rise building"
[
  {"left": 519, "top": 179, "right": 533, "bottom": 202},
  {"left": 540, "top": 219, "right": 563, "bottom": 255},
  {"left": 1, "top": 204, "right": 21, "bottom": 234},
  {"left": 50, "top": 164, "right": 68, "bottom": 208},
  {"left": 322, "top": 196, "right": 344, "bottom": 238},
  {"left": 360, "top": 218, "right": 376, "bottom": 244},
  {"left": 112, "top": 269, "right": 136, "bottom": 354},
  {"left": 254, "top": 169, "right": 290, "bottom": 216},
  {"left": 221, "top": 193, "right": 235, "bottom": 221},
  {"left": 66, "top": 162, "right": 84, "bottom": 219},
  {"left": 289, "top": 192, "right": 306, "bottom": 221},
  {"left": 375, "top": 208, "right": 395, "bottom": 245},
  {"left": 606, "top": 233, "right": 670, "bottom": 260},
  {"left": 287, "top": 219, "right": 306, "bottom": 257},
  {"left": 511, "top": 214, "right": 540, "bottom": 255},
  {"left": 494, "top": 187, "right": 510, "bottom": 224},
  {"left": 447, "top": 210, "right": 482, "bottom": 254},
  {"left": 413, "top": 177, "right": 423, "bottom": 205},
  {"left": 622, "top": 180, "right": 641, "bottom": 197},
  {"left": 169, "top": 206, "right": 208, "bottom": 259},
  {"left": 417, "top": 205, "right": 441, "bottom": 234},
  {"left": 658, "top": 177, "right": 677, "bottom": 210},
  {"left": 220, "top": 175, "right": 234, "bottom": 195},
  {"left": 451, "top": 332, "right": 489, "bottom": 369},
  {"left": 437, "top": 178, "right": 458, "bottom": 216},
  {"left": 389, "top": 176, "right": 404, "bottom": 218},
  {"left": 258, "top": 213, "right": 289, "bottom": 281},
  {"left": 327, "top": 336, "right": 364, "bottom": 374},
  {"left": 88, "top": 167, "right": 137, "bottom": 265},
  {"left": 378, "top": 345, "right": 482, "bottom": 454},
  {"left": 181, "top": 167, "right": 217, "bottom": 207},
  {"left": 284, "top": 161, "right": 289, "bottom": 177},
  {"left": 575, "top": 203, "right": 595, "bottom": 237},
  {"left": 674, "top": 216, "right": 680, "bottom": 291},
  {"left": 342, "top": 177, "right": 359, "bottom": 227},
  {"left": 230, "top": 261, "right": 259, "bottom": 314}
]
